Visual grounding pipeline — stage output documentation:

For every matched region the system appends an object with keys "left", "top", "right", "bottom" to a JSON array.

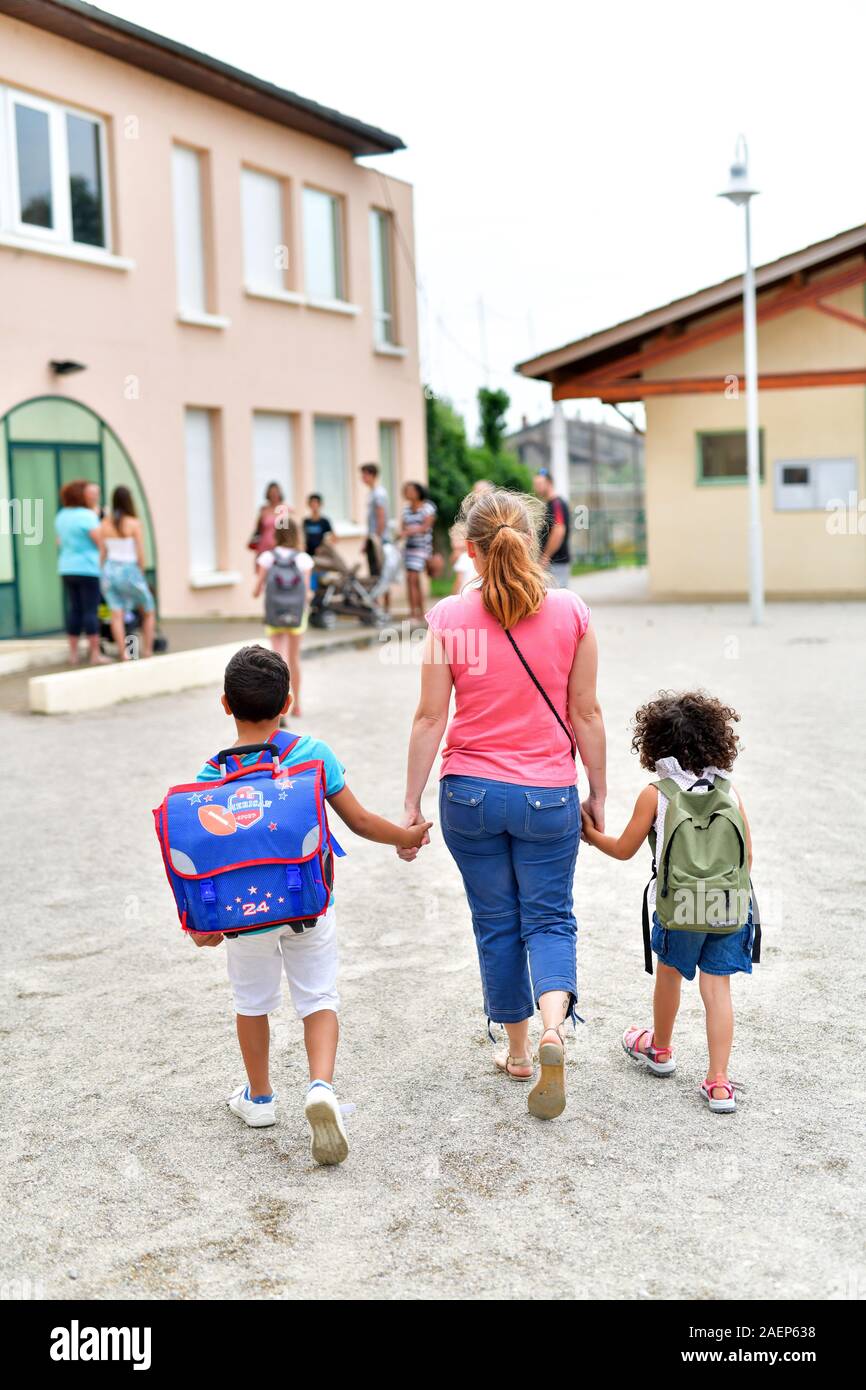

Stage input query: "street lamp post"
[{"left": 719, "top": 136, "right": 764, "bottom": 625}]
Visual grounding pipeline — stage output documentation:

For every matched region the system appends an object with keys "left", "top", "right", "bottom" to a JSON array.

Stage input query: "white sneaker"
[
  {"left": 304, "top": 1083, "right": 349, "bottom": 1165},
  {"left": 227, "top": 1084, "right": 277, "bottom": 1127}
]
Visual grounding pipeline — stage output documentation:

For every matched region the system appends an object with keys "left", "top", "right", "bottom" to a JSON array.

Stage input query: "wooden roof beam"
[{"left": 553, "top": 368, "right": 866, "bottom": 403}]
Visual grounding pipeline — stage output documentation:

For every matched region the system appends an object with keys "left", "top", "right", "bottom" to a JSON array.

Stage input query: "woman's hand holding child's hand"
[
  {"left": 399, "top": 818, "right": 434, "bottom": 854},
  {"left": 581, "top": 805, "right": 601, "bottom": 845},
  {"left": 396, "top": 807, "right": 432, "bottom": 861}
]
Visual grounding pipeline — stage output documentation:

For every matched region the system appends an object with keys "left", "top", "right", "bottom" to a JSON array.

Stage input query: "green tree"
[
  {"left": 477, "top": 386, "right": 511, "bottom": 454},
  {"left": 425, "top": 386, "right": 533, "bottom": 537}
]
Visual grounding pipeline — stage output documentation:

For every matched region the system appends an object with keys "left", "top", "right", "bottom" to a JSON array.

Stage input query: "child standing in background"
[{"left": 254, "top": 520, "right": 312, "bottom": 717}]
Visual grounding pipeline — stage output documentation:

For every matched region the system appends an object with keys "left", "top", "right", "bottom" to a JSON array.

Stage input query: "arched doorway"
[{"left": 0, "top": 397, "right": 157, "bottom": 638}]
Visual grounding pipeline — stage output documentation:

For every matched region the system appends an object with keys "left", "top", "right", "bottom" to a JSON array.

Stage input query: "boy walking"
[{"left": 190, "top": 645, "right": 430, "bottom": 1163}]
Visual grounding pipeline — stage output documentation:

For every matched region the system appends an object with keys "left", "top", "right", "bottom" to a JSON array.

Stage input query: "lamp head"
[{"left": 718, "top": 134, "right": 758, "bottom": 206}]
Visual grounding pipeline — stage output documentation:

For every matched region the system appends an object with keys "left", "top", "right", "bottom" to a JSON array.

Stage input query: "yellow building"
[{"left": 518, "top": 225, "right": 866, "bottom": 600}]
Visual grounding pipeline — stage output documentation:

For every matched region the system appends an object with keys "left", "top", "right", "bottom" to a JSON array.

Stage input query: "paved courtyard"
[{"left": 1, "top": 596, "right": 864, "bottom": 1301}]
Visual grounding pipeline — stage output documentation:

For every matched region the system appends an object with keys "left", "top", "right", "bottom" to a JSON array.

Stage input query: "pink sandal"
[
  {"left": 700, "top": 1076, "right": 737, "bottom": 1113},
  {"left": 622, "top": 1025, "right": 676, "bottom": 1076}
]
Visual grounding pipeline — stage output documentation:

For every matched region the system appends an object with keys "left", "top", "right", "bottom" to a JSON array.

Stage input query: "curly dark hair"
[{"left": 631, "top": 691, "right": 740, "bottom": 773}]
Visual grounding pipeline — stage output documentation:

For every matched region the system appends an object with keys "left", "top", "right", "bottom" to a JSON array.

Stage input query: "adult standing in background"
[
  {"left": 360, "top": 462, "right": 391, "bottom": 608},
  {"left": 55, "top": 478, "right": 106, "bottom": 666},
  {"left": 399, "top": 481, "right": 437, "bottom": 621},
  {"left": 249, "top": 482, "right": 285, "bottom": 571},
  {"left": 97, "top": 485, "right": 156, "bottom": 660},
  {"left": 533, "top": 468, "right": 571, "bottom": 588}
]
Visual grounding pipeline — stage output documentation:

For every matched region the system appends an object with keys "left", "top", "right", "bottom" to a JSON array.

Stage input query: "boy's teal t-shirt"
[
  {"left": 195, "top": 732, "right": 346, "bottom": 935},
  {"left": 55, "top": 507, "right": 101, "bottom": 577}
]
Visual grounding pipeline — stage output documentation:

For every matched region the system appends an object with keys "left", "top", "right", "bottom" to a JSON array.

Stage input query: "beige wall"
[
  {"left": 644, "top": 267, "right": 866, "bottom": 599},
  {"left": 0, "top": 14, "right": 424, "bottom": 620}
]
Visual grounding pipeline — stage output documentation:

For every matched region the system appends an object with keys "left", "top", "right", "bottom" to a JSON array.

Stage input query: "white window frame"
[
  {"left": 774, "top": 457, "right": 858, "bottom": 512},
  {"left": 303, "top": 186, "right": 346, "bottom": 305},
  {"left": 184, "top": 407, "right": 219, "bottom": 579},
  {"left": 0, "top": 85, "right": 112, "bottom": 251},
  {"left": 241, "top": 166, "right": 289, "bottom": 297},
  {"left": 370, "top": 207, "right": 396, "bottom": 347},
  {"left": 313, "top": 417, "right": 352, "bottom": 527},
  {"left": 252, "top": 411, "right": 295, "bottom": 514}
]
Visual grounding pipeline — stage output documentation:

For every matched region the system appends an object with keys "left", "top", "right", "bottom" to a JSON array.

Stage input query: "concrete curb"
[{"left": 28, "top": 627, "right": 383, "bottom": 714}]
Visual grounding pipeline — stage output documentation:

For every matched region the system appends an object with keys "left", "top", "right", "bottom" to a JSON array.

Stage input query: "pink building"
[{"left": 0, "top": 0, "right": 423, "bottom": 637}]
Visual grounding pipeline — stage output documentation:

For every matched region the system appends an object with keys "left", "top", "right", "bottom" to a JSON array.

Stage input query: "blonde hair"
[
  {"left": 275, "top": 519, "right": 301, "bottom": 550},
  {"left": 460, "top": 488, "right": 549, "bottom": 629}
]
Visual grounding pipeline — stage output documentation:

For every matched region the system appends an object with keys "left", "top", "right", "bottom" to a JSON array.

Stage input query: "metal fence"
[{"left": 571, "top": 506, "right": 647, "bottom": 569}]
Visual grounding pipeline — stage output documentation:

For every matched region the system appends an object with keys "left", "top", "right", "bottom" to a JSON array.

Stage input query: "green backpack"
[{"left": 642, "top": 775, "right": 760, "bottom": 975}]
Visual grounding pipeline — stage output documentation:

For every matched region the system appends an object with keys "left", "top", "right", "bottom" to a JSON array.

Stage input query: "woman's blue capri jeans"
[{"left": 439, "top": 774, "right": 580, "bottom": 1026}]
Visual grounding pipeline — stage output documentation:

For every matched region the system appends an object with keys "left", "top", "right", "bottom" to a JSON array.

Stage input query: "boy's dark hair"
[
  {"left": 632, "top": 691, "right": 740, "bottom": 773},
  {"left": 307, "top": 492, "right": 322, "bottom": 504},
  {"left": 224, "top": 645, "right": 289, "bottom": 723},
  {"left": 360, "top": 462, "right": 379, "bottom": 477}
]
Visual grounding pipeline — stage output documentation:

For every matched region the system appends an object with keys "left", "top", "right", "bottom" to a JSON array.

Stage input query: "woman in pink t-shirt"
[{"left": 400, "top": 489, "right": 607, "bottom": 1120}]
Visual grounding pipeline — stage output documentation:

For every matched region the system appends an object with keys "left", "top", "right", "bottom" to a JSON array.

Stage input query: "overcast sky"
[{"left": 104, "top": 0, "right": 866, "bottom": 439}]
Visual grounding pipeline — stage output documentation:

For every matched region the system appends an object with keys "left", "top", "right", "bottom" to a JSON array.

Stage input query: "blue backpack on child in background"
[{"left": 153, "top": 731, "right": 344, "bottom": 938}]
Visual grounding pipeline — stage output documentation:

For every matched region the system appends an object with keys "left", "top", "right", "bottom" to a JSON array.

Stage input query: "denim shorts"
[{"left": 651, "top": 909, "right": 754, "bottom": 981}]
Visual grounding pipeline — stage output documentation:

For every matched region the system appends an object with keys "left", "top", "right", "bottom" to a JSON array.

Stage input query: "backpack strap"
[
  {"left": 750, "top": 880, "right": 762, "bottom": 963},
  {"left": 206, "top": 731, "right": 300, "bottom": 776},
  {"left": 642, "top": 877, "right": 654, "bottom": 976},
  {"left": 653, "top": 776, "right": 684, "bottom": 802},
  {"left": 713, "top": 775, "right": 732, "bottom": 795}
]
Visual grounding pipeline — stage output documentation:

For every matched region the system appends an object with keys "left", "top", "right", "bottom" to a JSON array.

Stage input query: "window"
[
  {"left": 172, "top": 146, "right": 208, "bottom": 314},
  {"left": 370, "top": 208, "right": 395, "bottom": 345},
  {"left": 241, "top": 168, "right": 287, "bottom": 294},
  {"left": 378, "top": 421, "right": 399, "bottom": 511},
  {"left": 303, "top": 188, "right": 344, "bottom": 301},
  {"left": 697, "top": 431, "right": 765, "bottom": 484},
  {"left": 1, "top": 87, "right": 109, "bottom": 249},
  {"left": 774, "top": 457, "right": 857, "bottom": 512},
  {"left": 184, "top": 408, "right": 218, "bottom": 576},
  {"left": 313, "top": 418, "right": 351, "bottom": 524},
  {"left": 252, "top": 413, "right": 294, "bottom": 512}
]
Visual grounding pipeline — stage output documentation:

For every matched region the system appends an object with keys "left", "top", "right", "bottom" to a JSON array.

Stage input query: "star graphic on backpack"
[{"left": 187, "top": 793, "right": 203, "bottom": 805}]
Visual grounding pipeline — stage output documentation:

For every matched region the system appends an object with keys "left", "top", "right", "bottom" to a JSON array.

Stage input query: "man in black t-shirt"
[
  {"left": 533, "top": 469, "right": 571, "bottom": 587},
  {"left": 303, "top": 494, "right": 334, "bottom": 556}
]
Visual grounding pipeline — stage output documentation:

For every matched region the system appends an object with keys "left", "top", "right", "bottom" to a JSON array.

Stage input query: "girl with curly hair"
[{"left": 581, "top": 691, "right": 754, "bottom": 1113}]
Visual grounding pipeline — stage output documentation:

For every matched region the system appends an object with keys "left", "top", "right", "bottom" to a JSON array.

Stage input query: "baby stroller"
[
  {"left": 309, "top": 540, "right": 391, "bottom": 629},
  {"left": 98, "top": 601, "right": 168, "bottom": 658}
]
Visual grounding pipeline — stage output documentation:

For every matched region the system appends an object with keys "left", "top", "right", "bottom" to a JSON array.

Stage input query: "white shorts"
[{"left": 224, "top": 905, "right": 339, "bottom": 1018}]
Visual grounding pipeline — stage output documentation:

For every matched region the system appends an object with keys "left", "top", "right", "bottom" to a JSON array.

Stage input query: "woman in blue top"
[{"left": 54, "top": 478, "right": 106, "bottom": 665}]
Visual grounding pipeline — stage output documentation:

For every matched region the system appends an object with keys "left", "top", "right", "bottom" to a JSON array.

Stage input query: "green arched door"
[{"left": 0, "top": 397, "right": 157, "bottom": 638}]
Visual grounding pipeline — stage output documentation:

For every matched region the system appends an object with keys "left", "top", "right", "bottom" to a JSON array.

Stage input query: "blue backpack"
[{"left": 153, "top": 731, "right": 344, "bottom": 938}]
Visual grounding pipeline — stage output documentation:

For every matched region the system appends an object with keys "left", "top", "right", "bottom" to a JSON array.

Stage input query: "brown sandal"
[
  {"left": 494, "top": 1049, "right": 534, "bottom": 1081},
  {"left": 528, "top": 1027, "right": 566, "bottom": 1119}
]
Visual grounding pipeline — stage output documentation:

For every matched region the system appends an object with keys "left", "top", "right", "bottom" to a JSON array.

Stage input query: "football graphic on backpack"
[{"left": 198, "top": 804, "right": 237, "bottom": 836}]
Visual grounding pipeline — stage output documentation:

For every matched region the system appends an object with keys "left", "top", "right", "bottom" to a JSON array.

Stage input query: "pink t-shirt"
[{"left": 426, "top": 586, "right": 590, "bottom": 787}]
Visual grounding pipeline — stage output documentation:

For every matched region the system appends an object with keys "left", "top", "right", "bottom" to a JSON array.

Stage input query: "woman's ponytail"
[{"left": 459, "top": 489, "right": 549, "bottom": 629}]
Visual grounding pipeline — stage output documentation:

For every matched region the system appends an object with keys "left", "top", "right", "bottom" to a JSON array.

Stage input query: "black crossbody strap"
[{"left": 503, "top": 628, "right": 576, "bottom": 760}]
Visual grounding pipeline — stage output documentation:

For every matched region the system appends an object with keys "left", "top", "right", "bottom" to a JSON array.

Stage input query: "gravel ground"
[{"left": 1, "top": 597, "right": 864, "bottom": 1302}]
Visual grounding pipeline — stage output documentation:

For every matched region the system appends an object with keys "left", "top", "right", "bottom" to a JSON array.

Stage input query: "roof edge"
[{"left": 0, "top": 0, "right": 406, "bottom": 156}]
